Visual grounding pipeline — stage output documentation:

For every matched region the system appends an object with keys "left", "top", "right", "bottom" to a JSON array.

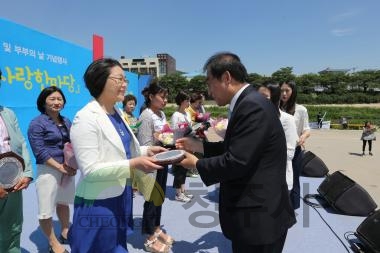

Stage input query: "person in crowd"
[
  {"left": 198, "top": 93, "right": 206, "bottom": 114},
  {"left": 122, "top": 94, "right": 139, "bottom": 197},
  {"left": 257, "top": 85, "right": 271, "bottom": 99},
  {"left": 341, "top": 117, "right": 348, "bottom": 129},
  {"left": 170, "top": 91, "right": 193, "bottom": 203},
  {"left": 0, "top": 68, "right": 33, "bottom": 253},
  {"left": 176, "top": 52, "right": 296, "bottom": 253},
  {"left": 137, "top": 80, "right": 174, "bottom": 253},
  {"left": 361, "top": 121, "right": 376, "bottom": 156},
  {"left": 259, "top": 83, "right": 298, "bottom": 191},
  {"left": 28, "top": 86, "right": 75, "bottom": 253},
  {"left": 280, "top": 80, "right": 311, "bottom": 209},
  {"left": 185, "top": 92, "right": 205, "bottom": 177},
  {"left": 67, "top": 58, "right": 165, "bottom": 253},
  {"left": 123, "top": 94, "right": 138, "bottom": 130},
  {"left": 317, "top": 111, "right": 323, "bottom": 128},
  {"left": 186, "top": 92, "right": 204, "bottom": 123}
]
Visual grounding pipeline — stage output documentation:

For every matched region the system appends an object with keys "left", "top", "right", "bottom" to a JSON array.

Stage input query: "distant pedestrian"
[
  {"left": 341, "top": 117, "right": 348, "bottom": 129},
  {"left": 317, "top": 112, "right": 323, "bottom": 128},
  {"left": 361, "top": 121, "right": 376, "bottom": 156}
]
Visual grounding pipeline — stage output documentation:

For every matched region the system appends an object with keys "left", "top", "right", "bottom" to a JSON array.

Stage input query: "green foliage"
[
  {"left": 271, "top": 67, "right": 296, "bottom": 83},
  {"left": 163, "top": 104, "right": 379, "bottom": 128},
  {"left": 306, "top": 105, "right": 380, "bottom": 126},
  {"left": 158, "top": 73, "right": 189, "bottom": 102},
  {"left": 188, "top": 75, "right": 208, "bottom": 98}
]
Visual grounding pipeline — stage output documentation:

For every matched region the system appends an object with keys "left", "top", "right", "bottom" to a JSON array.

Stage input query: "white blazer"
[
  {"left": 70, "top": 100, "right": 152, "bottom": 200},
  {"left": 280, "top": 110, "right": 298, "bottom": 190}
]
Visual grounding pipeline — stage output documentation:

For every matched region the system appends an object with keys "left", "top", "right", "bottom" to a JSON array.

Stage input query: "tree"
[
  {"left": 296, "top": 73, "right": 320, "bottom": 93},
  {"left": 319, "top": 72, "right": 348, "bottom": 95},
  {"left": 271, "top": 67, "right": 295, "bottom": 83},
  {"left": 188, "top": 75, "right": 208, "bottom": 97},
  {"left": 352, "top": 70, "right": 380, "bottom": 93},
  {"left": 158, "top": 73, "right": 188, "bottom": 102}
]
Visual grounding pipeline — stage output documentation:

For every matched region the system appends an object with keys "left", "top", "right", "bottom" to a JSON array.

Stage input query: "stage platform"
[{"left": 18, "top": 169, "right": 370, "bottom": 253}]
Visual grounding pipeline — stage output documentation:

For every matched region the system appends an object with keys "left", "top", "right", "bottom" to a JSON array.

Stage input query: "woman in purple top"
[{"left": 28, "top": 86, "right": 76, "bottom": 253}]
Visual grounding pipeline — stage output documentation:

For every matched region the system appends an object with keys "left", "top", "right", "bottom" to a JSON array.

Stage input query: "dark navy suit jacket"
[{"left": 196, "top": 85, "right": 296, "bottom": 245}]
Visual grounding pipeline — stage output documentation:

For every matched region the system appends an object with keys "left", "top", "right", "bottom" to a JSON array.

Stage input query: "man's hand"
[
  {"left": 175, "top": 137, "right": 204, "bottom": 154},
  {"left": 178, "top": 152, "right": 199, "bottom": 170}
]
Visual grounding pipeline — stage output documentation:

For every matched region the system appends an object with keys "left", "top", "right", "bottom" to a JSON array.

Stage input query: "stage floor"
[{"left": 19, "top": 170, "right": 366, "bottom": 253}]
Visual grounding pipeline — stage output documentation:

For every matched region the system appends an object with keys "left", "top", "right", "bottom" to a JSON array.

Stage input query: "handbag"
[{"left": 61, "top": 142, "right": 78, "bottom": 187}]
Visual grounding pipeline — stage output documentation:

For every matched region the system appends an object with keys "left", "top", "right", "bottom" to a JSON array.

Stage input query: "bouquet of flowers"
[
  {"left": 210, "top": 118, "right": 228, "bottom": 139},
  {"left": 173, "top": 122, "right": 192, "bottom": 141},
  {"left": 195, "top": 112, "right": 211, "bottom": 123},
  {"left": 155, "top": 124, "right": 174, "bottom": 147}
]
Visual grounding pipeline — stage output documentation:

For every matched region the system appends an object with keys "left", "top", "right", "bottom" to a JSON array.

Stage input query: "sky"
[{"left": 1, "top": 0, "right": 380, "bottom": 76}]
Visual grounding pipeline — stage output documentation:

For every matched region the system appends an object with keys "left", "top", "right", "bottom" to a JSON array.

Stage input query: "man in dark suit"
[{"left": 177, "top": 52, "right": 296, "bottom": 253}]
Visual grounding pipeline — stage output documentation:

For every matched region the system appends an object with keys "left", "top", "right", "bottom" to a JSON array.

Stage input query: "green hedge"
[
  {"left": 164, "top": 104, "right": 380, "bottom": 127},
  {"left": 306, "top": 105, "right": 380, "bottom": 126}
]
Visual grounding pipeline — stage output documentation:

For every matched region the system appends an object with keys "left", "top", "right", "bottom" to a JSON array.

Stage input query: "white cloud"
[
  {"left": 330, "top": 9, "right": 361, "bottom": 23},
  {"left": 330, "top": 28, "right": 355, "bottom": 37}
]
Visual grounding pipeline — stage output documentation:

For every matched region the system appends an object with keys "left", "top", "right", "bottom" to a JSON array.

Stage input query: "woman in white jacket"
[
  {"left": 264, "top": 84, "right": 298, "bottom": 191},
  {"left": 280, "top": 81, "right": 311, "bottom": 209},
  {"left": 68, "top": 58, "right": 165, "bottom": 253}
]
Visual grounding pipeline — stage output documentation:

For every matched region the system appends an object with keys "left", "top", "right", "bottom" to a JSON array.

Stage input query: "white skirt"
[{"left": 35, "top": 164, "right": 75, "bottom": 219}]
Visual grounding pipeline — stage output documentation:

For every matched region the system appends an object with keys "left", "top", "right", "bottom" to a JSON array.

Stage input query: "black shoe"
[{"left": 58, "top": 234, "right": 69, "bottom": 244}]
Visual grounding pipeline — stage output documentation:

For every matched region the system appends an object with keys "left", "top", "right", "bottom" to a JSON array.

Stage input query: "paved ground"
[
  {"left": 306, "top": 129, "right": 379, "bottom": 205},
  {"left": 207, "top": 127, "right": 379, "bottom": 205}
]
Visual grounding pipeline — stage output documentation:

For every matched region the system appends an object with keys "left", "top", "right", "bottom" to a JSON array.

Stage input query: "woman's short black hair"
[
  {"left": 189, "top": 92, "right": 203, "bottom": 103},
  {"left": 123, "top": 94, "right": 137, "bottom": 107},
  {"left": 83, "top": 58, "right": 123, "bottom": 98},
  {"left": 141, "top": 79, "right": 168, "bottom": 107},
  {"left": 37, "top": 86, "right": 66, "bottom": 113},
  {"left": 175, "top": 91, "right": 190, "bottom": 106}
]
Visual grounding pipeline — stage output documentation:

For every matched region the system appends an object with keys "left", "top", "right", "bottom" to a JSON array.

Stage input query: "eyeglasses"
[{"left": 108, "top": 76, "right": 129, "bottom": 85}]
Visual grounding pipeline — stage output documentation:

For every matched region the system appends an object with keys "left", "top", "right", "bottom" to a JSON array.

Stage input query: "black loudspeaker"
[
  {"left": 317, "top": 171, "right": 377, "bottom": 216},
  {"left": 356, "top": 209, "right": 380, "bottom": 253},
  {"left": 301, "top": 150, "right": 329, "bottom": 177}
]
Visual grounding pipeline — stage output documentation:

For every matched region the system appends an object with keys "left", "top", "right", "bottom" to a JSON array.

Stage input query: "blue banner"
[
  {"left": 0, "top": 18, "right": 93, "bottom": 175},
  {"left": 0, "top": 18, "right": 92, "bottom": 122}
]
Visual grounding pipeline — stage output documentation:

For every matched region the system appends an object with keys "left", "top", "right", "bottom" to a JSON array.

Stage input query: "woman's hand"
[
  {"left": 175, "top": 137, "right": 204, "bottom": 154},
  {"left": 58, "top": 163, "right": 77, "bottom": 176},
  {"left": 0, "top": 187, "right": 8, "bottom": 198},
  {"left": 12, "top": 177, "right": 32, "bottom": 191},
  {"left": 178, "top": 152, "right": 199, "bottom": 170},
  {"left": 298, "top": 130, "right": 311, "bottom": 147},
  {"left": 130, "top": 156, "right": 163, "bottom": 173},
  {"left": 147, "top": 146, "right": 167, "bottom": 156}
]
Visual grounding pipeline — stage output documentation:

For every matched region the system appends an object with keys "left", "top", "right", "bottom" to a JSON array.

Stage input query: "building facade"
[{"left": 119, "top": 53, "right": 176, "bottom": 78}]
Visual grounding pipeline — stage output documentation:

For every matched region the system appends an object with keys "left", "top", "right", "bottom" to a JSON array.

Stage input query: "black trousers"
[
  {"left": 231, "top": 231, "right": 288, "bottom": 253},
  {"left": 141, "top": 166, "right": 168, "bottom": 235},
  {"left": 362, "top": 140, "right": 372, "bottom": 152},
  {"left": 290, "top": 146, "right": 302, "bottom": 209},
  {"left": 172, "top": 165, "right": 187, "bottom": 189}
]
